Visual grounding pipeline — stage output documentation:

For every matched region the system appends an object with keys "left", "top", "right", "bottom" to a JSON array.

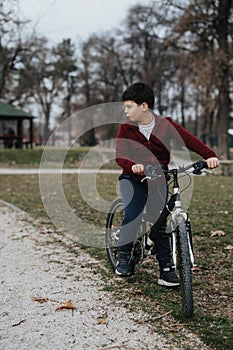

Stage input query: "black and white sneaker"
[
  {"left": 115, "top": 251, "right": 135, "bottom": 277},
  {"left": 158, "top": 262, "right": 180, "bottom": 287}
]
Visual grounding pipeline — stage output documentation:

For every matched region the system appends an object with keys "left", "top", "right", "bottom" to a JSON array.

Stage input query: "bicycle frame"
[{"left": 142, "top": 161, "right": 208, "bottom": 269}]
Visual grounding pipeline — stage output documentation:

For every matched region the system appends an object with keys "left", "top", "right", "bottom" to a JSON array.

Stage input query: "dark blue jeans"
[{"left": 118, "top": 174, "right": 171, "bottom": 266}]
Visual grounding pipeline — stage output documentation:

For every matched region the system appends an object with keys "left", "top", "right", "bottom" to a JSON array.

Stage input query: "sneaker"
[
  {"left": 115, "top": 251, "right": 135, "bottom": 277},
  {"left": 158, "top": 262, "right": 180, "bottom": 287}
]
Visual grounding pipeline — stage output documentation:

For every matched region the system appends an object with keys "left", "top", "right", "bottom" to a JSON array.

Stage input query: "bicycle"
[{"left": 105, "top": 160, "right": 208, "bottom": 318}]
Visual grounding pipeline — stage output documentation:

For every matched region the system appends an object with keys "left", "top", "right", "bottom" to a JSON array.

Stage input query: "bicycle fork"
[{"left": 170, "top": 173, "right": 195, "bottom": 270}]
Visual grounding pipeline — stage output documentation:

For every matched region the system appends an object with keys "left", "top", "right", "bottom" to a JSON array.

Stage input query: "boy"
[{"left": 115, "top": 82, "right": 219, "bottom": 286}]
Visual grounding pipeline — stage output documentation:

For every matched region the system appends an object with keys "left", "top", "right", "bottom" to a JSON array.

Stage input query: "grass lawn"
[
  {"left": 0, "top": 147, "right": 90, "bottom": 168},
  {"left": 0, "top": 148, "right": 232, "bottom": 349},
  {"left": 0, "top": 147, "right": 118, "bottom": 169}
]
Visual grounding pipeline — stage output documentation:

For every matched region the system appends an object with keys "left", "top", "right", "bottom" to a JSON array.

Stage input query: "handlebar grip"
[
  {"left": 193, "top": 160, "right": 208, "bottom": 174},
  {"left": 144, "top": 164, "right": 163, "bottom": 178}
]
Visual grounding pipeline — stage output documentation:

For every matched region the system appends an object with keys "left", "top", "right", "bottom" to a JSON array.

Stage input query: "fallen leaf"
[
  {"left": 31, "top": 296, "right": 48, "bottom": 304},
  {"left": 224, "top": 245, "right": 233, "bottom": 250},
  {"left": 221, "top": 295, "right": 229, "bottom": 299},
  {"left": 55, "top": 300, "right": 76, "bottom": 311},
  {"left": 210, "top": 230, "right": 225, "bottom": 237},
  {"left": 97, "top": 317, "right": 107, "bottom": 325},
  {"left": 29, "top": 236, "right": 38, "bottom": 242},
  {"left": 192, "top": 266, "right": 201, "bottom": 273}
]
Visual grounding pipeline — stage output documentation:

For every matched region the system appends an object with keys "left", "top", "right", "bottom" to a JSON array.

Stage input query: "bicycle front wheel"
[
  {"left": 105, "top": 199, "right": 124, "bottom": 269},
  {"left": 176, "top": 216, "right": 194, "bottom": 318}
]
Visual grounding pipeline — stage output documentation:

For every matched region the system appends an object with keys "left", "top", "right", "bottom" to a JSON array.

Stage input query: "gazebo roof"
[{"left": 0, "top": 101, "right": 35, "bottom": 119}]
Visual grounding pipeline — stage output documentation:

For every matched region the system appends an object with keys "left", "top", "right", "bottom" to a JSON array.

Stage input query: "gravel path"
[{"left": 0, "top": 202, "right": 209, "bottom": 350}]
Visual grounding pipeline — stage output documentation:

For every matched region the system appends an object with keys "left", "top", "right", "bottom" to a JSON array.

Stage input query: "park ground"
[{"left": 0, "top": 148, "right": 232, "bottom": 350}]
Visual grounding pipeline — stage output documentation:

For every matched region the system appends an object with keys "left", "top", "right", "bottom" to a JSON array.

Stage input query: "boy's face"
[{"left": 124, "top": 100, "right": 147, "bottom": 123}]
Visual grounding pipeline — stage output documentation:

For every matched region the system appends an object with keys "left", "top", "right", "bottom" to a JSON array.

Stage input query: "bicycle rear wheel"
[
  {"left": 105, "top": 199, "right": 124, "bottom": 269},
  {"left": 176, "top": 216, "right": 194, "bottom": 318}
]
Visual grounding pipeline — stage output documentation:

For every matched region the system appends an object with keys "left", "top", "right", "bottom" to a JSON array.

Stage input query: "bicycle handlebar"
[{"left": 144, "top": 160, "right": 208, "bottom": 180}]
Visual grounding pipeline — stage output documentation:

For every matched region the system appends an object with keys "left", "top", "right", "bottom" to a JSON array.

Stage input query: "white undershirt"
[{"left": 138, "top": 117, "right": 155, "bottom": 140}]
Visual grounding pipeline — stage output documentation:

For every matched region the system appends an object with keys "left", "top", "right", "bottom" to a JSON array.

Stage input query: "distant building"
[{"left": 0, "top": 102, "right": 36, "bottom": 148}]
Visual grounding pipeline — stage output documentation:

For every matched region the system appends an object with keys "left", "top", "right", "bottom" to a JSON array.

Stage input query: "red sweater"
[{"left": 116, "top": 115, "right": 217, "bottom": 181}]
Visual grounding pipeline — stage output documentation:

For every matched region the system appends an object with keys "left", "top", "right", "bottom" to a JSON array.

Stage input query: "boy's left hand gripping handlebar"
[{"left": 192, "top": 160, "right": 208, "bottom": 175}]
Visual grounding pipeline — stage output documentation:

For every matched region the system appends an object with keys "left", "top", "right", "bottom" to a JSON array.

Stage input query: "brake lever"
[
  {"left": 141, "top": 176, "right": 151, "bottom": 182},
  {"left": 203, "top": 169, "right": 213, "bottom": 175},
  {"left": 193, "top": 169, "right": 213, "bottom": 175}
]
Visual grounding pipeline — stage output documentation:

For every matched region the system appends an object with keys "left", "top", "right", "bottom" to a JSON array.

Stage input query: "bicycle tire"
[
  {"left": 176, "top": 216, "right": 194, "bottom": 318},
  {"left": 105, "top": 198, "right": 124, "bottom": 269}
]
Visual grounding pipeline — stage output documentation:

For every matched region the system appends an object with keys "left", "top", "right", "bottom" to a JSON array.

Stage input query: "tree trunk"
[
  {"left": 217, "top": 92, "right": 230, "bottom": 159},
  {"left": 180, "top": 80, "right": 186, "bottom": 128},
  {"left": 215, "top": 0, "right": 232, "bottom": 159},
  {"left": 44, "top": 118, "right": 50, "bottom": 143}
]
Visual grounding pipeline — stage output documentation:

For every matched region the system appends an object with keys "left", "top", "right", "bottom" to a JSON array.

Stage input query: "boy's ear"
[{"left": 142, "top": 102, "right": 148, "bottom": 111}]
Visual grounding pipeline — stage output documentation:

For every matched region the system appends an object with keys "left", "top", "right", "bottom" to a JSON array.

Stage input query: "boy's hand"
[
  {"left": 206, "top": 157, "right": 219, "bottom": 169},
  {"left": 132, "top": 163, "right": 144, "bottom": 174}
]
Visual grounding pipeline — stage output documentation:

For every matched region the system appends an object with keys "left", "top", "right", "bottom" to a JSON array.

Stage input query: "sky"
[{"left": 17, "top": 0, "right": 151, "bottom": 44}]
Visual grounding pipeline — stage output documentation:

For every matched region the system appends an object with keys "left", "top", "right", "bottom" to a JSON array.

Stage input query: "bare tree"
[
  {"left": 77, "top": 38, "right": 98, "bottom": 146},
  {"left": 120, "top": 3, "right": 181, "bottom": 116},
  {"left": 172, "top": 0, "right": 233, "bottom": 158},
  {"left": 16, "top": 37, "right": 78, "bottom": 141},
  {"left": 0, "top": 0, "right": 30, "bottom": 101}
]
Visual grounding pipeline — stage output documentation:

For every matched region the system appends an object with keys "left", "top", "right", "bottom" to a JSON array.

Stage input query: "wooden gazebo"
[{"left": 0, "top": 102, "right": 36, "bottom": 148}]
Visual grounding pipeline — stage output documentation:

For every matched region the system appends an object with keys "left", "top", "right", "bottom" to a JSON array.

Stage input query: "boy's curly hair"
[{"left": 122, "top": 82, "right": 155, "bottom": 109}]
